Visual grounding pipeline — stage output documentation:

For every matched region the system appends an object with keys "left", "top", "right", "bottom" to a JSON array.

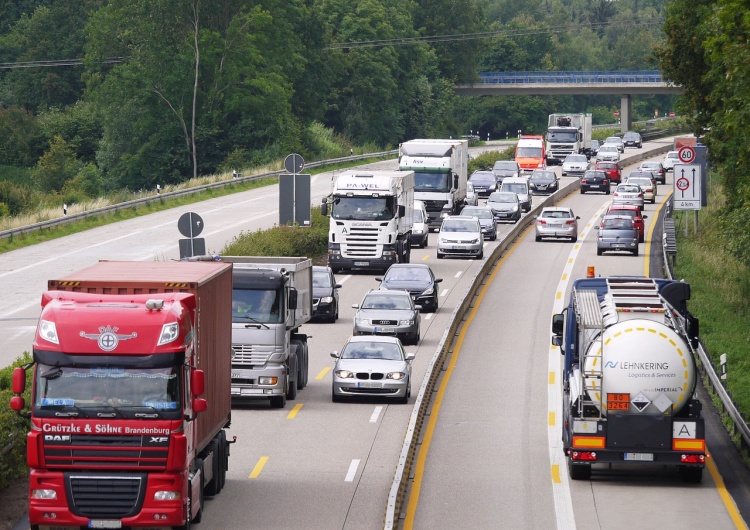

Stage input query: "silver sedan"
[
  {"left": 330, "top": 336, "right": 414, "bottom": 403},
  {"left": 352, "top": 290, "right": 421, "bottom": 345}
]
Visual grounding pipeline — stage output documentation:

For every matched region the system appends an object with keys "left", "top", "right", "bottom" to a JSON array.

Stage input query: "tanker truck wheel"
[
  {"left": 567, "top": 458, "right": 591, "bottom": 480},
  {"left": 679, "top": 466, "right": 703, "bottom": 483}
]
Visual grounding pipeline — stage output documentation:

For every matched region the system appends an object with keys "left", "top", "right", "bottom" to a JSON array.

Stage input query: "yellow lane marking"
[
  {"left": 707, "top": 453, "right": 749, "bottom": 529},
  {"left": 317, "top": 367, "right": 331, "bottom": 379},
  {"left": 551, "top": 464, "right": 561, "bottom": 484},
  {"left": 249, "top": 456, "right": 269, "bottom": 479},
  {"left": 548, "top": 411, "right": 555, "bottom": 427},
  {"left": 645, "top": 191, "right": 672, "bottom": 276},
  {"left": 549, "top": 371, "right": 555, "bottom": 384},
  {"left": 287, "top": 403, "right": 303, "bottom": 419},
  {"left": 422, "top": 255, "right": 429, "bottom": 261}
]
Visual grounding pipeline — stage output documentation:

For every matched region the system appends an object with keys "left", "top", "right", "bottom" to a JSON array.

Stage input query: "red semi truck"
[{"left": 10, "top": 260, "right": 233, "bottom": 530}]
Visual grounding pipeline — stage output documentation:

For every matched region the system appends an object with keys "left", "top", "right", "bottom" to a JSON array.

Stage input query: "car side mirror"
[
  {"left": 374, "top": 277, "right": 383, "bottom": 282},
  {"left": 352, "top": 304, "right": 359, "bottom": 309},
  {"left": 330, "top": 351, "right": 339, "bottom": 359},
  {"left": 642, "top": 215, "right": 648, "bottom": 219},
  {"left": 335, "top": 284, "right": 342, "bottom": 289},
  {"left": 405, "top": 353, "right": 416, "bottom": 362}
]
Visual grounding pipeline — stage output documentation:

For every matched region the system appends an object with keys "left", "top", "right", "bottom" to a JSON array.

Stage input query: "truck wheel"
[
  {"left": 286, "top": 355, "right": 298, "bottom": 400},
  {"left": 297, "top": 341, "right": 309, "bottom": 389},
  {"left": 567, "top": 459, "right": 591, "bottom": 480},
  {"left": 679, "top": 466, "right": 703, "bottom": 483},
  {"left": 270, "top": 394, "right": 286, "bottom": 408}
]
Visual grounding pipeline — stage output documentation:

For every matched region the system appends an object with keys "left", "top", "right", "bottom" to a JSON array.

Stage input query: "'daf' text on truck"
[
  {"left": 552, "top": 276, "right": 705, "bottom": 482},
  {"left": 323, "top": 170, "right": 414, "bottom": 273},
  {"left": 398, "top": 139, "right": 468, "bottom": 231},
  {"left": 219, "top": 256, "right": 312, "bottom": 408},
  {"left": 10, "top": 260, "right": 234, "bottom": 530}
]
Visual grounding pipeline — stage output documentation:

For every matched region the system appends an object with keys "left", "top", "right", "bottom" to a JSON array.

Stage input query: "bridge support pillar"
[{"left": 621, "top": 95, "right": 632, "bottom": 132}]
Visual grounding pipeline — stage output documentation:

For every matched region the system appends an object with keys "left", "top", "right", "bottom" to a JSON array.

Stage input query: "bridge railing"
[{"left": 477, "top": 70, "right": 665, "bottom": 84}]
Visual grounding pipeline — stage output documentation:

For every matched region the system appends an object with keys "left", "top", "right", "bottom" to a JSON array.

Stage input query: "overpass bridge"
[{"left": 455, "top": 70, "right": 682, "bottom": 132}]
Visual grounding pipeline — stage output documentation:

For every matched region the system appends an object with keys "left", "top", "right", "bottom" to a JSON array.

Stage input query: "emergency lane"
[{"left": 406, "top": 150, "right": 748, "bottom": 529}]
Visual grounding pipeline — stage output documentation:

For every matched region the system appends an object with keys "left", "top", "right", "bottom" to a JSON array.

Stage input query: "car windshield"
[
  {"left": 441, "top": 220, "right": 479, "bottom": 232},
  {"left": 617, "top": 185, "right": 641, "bottom": 193},
  {"left": 628, "top": 178, "right": 651, "bottom": 186},
  {"left": 584, "top": 172, "right": 605, "bottom": 179},
  {"left": 606, "top": 137, "right": 621, "bottom": 143},
  {"left": 624, "top": 133, "right": 639, "bottom": 140},
  {"left": 313, "top": 271, "right": 332, "bottom": 288},
  {"left": 600, "top": 146, "right": 618, "bottom": 152},
  {"left": 413, "top": 209, "right": 424, "bottom": 223},
  {"left": 609, "top": 209, "right": 637, "bottom": 218},
  {"left": 462, "top": 208, "right": 493, "bottom": 219},
  {"left": 502, "top": 183, "right": 527, "bottom": 194},
  {"left": 541, "top": 210, "right": 572, "bottom": 219},
  {"left": 531, "top": 171, "right": 555, "bottom": 179},
  {"left": 565, "top": 155, "right": 587, "bottom": 163},
  {"left": 470, "top": 173, "right": 496, "bottom": 184},
  {"left": 597, "top": 163, "right": 616, "bottom": 169},
  {"left": 667, "top": 152, "right": 679, "bottom": 159},
  {"left": 641, "top": 163, "right": 660, "bottom": 169},
  {"left": 493, "top": 162, "right": 518, "bottom": 171},
  {"left": 384, "top": 266, "right": 430, "bottom": 282},
  {"left": 361, "top": 294, "right": 412, "bottom": 310},
  {"left": 517, "top": 147, "right": 542, "bottom": 158},
  {"left": 488, "top": 192, "right": 517, "bottom": 203},
  {"left": 341, "top": 341, "right": 403, "bottom": 360}
]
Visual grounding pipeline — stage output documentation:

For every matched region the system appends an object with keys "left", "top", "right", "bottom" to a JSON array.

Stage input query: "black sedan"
[
  {"left": 622, "top": 131, "right": 642, "bottom": 148},
  {"left": 468, "top": 170, "right": 499, "bottom": 198},
  {"left": 375, "top": 263, "right": 442, "bottom": 313},
  {"left": 312, "top": 265, "right": 341, "bottom": 322},
  {"left": 529, "top": 170, "right": 559, "bottom": 195},
  {"left": 580, "top": 170, "right": 610, "bottom": 195}
]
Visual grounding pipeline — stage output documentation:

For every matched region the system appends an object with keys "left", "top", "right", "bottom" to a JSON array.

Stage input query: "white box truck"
[
  {"left": 323, "top": 170, "right": 414, "bottom": 273},
  {"left": 545, "top": 113, "right": 592, "bottom": 164},
  {"left": 398, "top": 139, "right": 468, "bottom": 231}
]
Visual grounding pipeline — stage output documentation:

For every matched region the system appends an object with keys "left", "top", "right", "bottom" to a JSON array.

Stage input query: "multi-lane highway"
[{"left": 4, "top": 138, "right": 749, "bottom": 530}]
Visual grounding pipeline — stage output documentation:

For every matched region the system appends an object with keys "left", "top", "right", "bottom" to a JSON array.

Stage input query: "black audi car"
[
  {"left": 529, "top": 170, "right": 559, "bottom": 195},
  {"left": 375, "top": 263, "right": 442, "bottom": 313},
  {"left": 468, "top": 170, "right": 499, "bottom": 198}
]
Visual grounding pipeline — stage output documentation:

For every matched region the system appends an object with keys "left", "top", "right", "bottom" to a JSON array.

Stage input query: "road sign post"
[{"left": 678, "top": 146, "right": 696, "bottom": 164}]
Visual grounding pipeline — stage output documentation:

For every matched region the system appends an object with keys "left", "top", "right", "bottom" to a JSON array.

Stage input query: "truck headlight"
[
  {"left": 31, "top": 489, "right": 57, "bottom": 500},
  {"left": 158, "top": 323, "right": 180, "bottom": 346},
  {"left": 258, "top": 376, "right": 278, "bottom": 385},
  {"left": 38, "top": 320, "right": 59, "bottom": 345},
  {"left": 154, "top": 491, "right": 180, "bottom": 501}
]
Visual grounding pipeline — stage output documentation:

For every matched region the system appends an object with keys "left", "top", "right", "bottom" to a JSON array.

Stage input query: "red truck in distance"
[{"left": 10, "top": 260, "right": 234, "bottom": 530}]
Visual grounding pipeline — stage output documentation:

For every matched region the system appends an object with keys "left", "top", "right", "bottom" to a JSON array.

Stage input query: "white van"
[
  {"left": 411, "top": 199, "right": 430, "bottom": 248},
  {"left": 500, "top": 177, "right": 532, "bottom": 212}
]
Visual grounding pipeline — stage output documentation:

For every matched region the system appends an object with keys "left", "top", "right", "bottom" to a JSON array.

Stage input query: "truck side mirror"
[
  {"left": 453, "top": 174, "right": 459, "bottom": 188},
  {"left": 321, "top": 197, "right": 328, "bottom": 217},
  {"left": 191, "top": 369, "right": 205, "bottom": 397},
  {"left": 192, "top": 398, "right": 207, "bottom": 413},
  {"left": 12, "top": 366, "right": 26, "bottom": 394},
  {"left": 551, "top": 313, "right": 565, "bottom": 340},
  {"left": 288, "top": 288, "right": 298, "bottom": 310},
  {"left": 398, "top": 205, "right": 405, "bottom": 217}
]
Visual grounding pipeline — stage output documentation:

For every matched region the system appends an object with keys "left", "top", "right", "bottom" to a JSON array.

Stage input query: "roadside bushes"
[{"left": 0, "top": 353, "right": 32, "bottom": 491}]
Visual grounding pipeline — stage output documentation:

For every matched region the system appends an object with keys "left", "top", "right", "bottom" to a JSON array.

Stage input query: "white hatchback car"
[
  {"left": 437, "top": 215, "right": 483, "bottom": 260},
  {"left": 663, "top": 150, "right": 679, "bottom": 171},
  {"left": 596, "top": 145, "right": 621, "bottom": 163},
  {"left": 561, "top": 154, "right": 589, "bottom": 177}
]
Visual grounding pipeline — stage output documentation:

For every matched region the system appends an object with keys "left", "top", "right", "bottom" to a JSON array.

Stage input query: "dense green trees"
[{"left": 0, "top": 0, "right": 670, "bottom": 215}]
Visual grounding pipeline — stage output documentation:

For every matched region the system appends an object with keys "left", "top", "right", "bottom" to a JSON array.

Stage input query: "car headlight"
[
  {"left": 422, "top": 287, "right": 434, "bottom": 296},
  {"left": 511, "top": 205, "right": 518, "bottom": 212},
  {"left": 387, "top": 372, "right": 407, "bottom": 380},
  {"left": 413, "top": 228, "right": 423, "bottom": 234},
  {"left": 335, "top": 370, "right": 354, "bottom": 379},
  {"left": 399, "top": 319, "right": 414, "bottom": 326},
  {"left": 355, "top": 318, "right": 369, "bottom": 325},
  {"left": 469, "top": 238, "right": 479, "bottom": 244},
  {"left": 321, "top": 296, "right": 334, "bottom": 303}
]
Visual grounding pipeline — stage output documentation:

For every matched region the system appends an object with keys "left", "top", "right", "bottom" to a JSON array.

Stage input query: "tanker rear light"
[
  {"left": 570, "top": 451, "right": 597, "bottom": 462},
  {"left": 680, "top": 454, "right": 706, "bottom": 464},
  {"left": 616, "top": 308, "right": 665, "bottom": 314}
]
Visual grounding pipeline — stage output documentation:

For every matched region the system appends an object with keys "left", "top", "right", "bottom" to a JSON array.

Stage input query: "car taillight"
[
  {"left": 565, "top": 220, "right": 576, "bottom": 225},
  {"left": 638, "top": 192, "right": 644, "bottom": 198},
  {"left": 538, "top": 219, "right": 546, "bottom": 225}
]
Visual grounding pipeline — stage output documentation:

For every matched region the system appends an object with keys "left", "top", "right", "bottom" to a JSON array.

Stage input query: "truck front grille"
[
  {"left": 66, "top": 473, "right": 145, "bottom": 519},
  {"left": 423, "top": 200, "right": 447, "bottom": 213},
  {"left": 232, "top": 344, "right": 277, "bottom": 366},
  {"left": 44, "top": 434, "right": 169, "bottom": 470}
]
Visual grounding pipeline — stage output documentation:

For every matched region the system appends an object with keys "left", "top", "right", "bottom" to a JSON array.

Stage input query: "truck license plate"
[
  {"left": 624, "top": 452, "right": 653, "bottom": 461},
  {"left": 89, "top": 521, "right": 122, "bottom": 529},
  {"left": 354, "top": 261, "right": 369, "bottom": 267}
]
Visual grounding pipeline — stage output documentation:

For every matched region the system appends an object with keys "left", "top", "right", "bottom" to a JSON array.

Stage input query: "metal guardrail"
[
  {"left": 661, "top": 200, "right": 750, "bottom": 455},
  {"left": 0, "top": 149, "right": 399, "bottom": 241},
  {"left": 478, "top": 70, "right": 666, "bottom": 84}
]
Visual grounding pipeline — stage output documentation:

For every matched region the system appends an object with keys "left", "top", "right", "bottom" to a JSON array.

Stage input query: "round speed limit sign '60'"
[{"left": 678, "top": 146, "right": 696, "bottom": 164}]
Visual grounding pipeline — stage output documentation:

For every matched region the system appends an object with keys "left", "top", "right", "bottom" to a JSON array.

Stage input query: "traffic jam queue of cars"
[{"left": 328, "top": 136, "right": 667, "bottom": 402}]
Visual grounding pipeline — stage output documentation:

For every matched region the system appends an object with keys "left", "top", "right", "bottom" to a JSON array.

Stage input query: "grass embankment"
[{"left": 672, "top": 183, "right": 750, "bottom": 451}]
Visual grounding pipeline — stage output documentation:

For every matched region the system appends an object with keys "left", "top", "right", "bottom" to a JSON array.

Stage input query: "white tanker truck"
[{"left": 552, "top": 276, "right": 705, "bottom": 482}]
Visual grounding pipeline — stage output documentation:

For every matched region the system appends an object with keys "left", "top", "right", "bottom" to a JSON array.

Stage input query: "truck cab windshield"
[
  {"left": 413, "top": 171, "right": 451, "bottom": 193},
  {"left": 232, "top": 288, "right": 283, "bottom": 323},
  {"left": 331, "top": 196, "right": 395, "bottom": 221},
  {"left": 34, "top": 364, "right": 181, "bottom": 418},
  {"left": 547, "top": 131, "right": 578, "bottom": 143}
]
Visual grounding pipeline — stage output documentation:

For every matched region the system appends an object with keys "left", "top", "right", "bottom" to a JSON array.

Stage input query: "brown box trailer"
[{"left": 48, "top": 260, "right": 233, "bottom": 454}]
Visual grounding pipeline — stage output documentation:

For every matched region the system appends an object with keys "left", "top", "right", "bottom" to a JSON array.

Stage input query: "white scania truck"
[
  {"left": 552, "top": 276, "right": 705, "bottom": 482},
  {"left": 398, "top": 139, "right": 468, "bottom": 231},
  {"left": 323, "top": 170, "right": 414, "bottom": 273},
  {"left": 545, "top": 113, "right": 592, "bottom": 164}
]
